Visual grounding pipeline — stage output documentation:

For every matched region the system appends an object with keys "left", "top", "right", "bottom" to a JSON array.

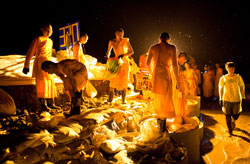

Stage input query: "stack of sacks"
[
  {"left": 185, "top": 96, "right": 200, "bottom": 117},
  {"left": 166, "top": 115, "right": 200, "bottom": 133}
]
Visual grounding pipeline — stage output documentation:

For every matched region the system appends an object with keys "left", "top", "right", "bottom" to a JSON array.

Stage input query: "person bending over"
[{"left": 41, "top": 59, "right": 88, "bottom": 117}]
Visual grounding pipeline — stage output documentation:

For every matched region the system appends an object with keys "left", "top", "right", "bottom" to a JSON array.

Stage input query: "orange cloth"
[
  {"left": 183, "top": 69, "right": 198, "bottom": 96},
  {"left": 203, "top": 71, "right": 213, "bottom": 97},
  {"left": 171, "top": 67, "right": 186, "bottom": 116},
  {"left": 73, "top": 42, "right": 86, "bottom": 64},
  {"left": 147, "top": 42, "right": 178, "bottom": 94},
  {"left": 109, "top": 38, "right": 132, "bottom": 90},
  {"left": 139, "top": 54, "right": 149, "bottom": 73},
  {"left": 194, "top": 68, "right": 201, "bottom": 95},
  {"left": 147, "top": 42, "right": 178, "bottom": 118},
  {"left": 109, "top": 57, "right": 130, "bottom": 90},
  {"left": 154, "top": 93, "right": 175, "bottom": 118},
  {"left": 57, "top": 59, "right": 88, "bottom": 92},
  {"left": 24, "top": 36, "right": 56, "bottom": 98}
]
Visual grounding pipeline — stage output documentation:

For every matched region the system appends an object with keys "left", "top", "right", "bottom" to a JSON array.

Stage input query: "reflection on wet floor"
[{"left": 200, "top": 95, "right": 250, "bottom": 163}]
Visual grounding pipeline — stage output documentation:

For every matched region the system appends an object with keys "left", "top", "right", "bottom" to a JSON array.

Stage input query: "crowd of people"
[{"left": 22, "top": 23, "right": 246, "bottom": 135}]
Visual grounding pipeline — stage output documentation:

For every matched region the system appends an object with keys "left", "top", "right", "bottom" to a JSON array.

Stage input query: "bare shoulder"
[
  {"left": 109, "top": 38, "right": 116, "bottom": 44},
  {"left": 150, "top": 43, "right": 160, "bottom": 50},
  {"left": 169, "top": 43, "right": 176, "bottom": 49}
]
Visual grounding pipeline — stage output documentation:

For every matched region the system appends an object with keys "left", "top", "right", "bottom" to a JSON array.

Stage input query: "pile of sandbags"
[
  {"left": 1, "top": 96, "right": 189, "bottom": 164},
  {"left": 166, "top": 115, "right": 200, "bottom": 133},
  {"left": 0, "top": 105, "right": 141, "bottom": 164},
  {"left": 167, "top": 115, "right": 203, "bottom": 164}
]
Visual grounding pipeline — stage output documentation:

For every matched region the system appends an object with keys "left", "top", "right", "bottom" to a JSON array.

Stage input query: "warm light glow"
[{"left": 123, "top": 46, "right": 128, "bottom": 54}]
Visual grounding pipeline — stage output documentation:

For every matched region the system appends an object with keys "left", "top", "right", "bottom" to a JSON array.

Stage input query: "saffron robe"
[
  {"left": 24, "top": 36, "right": 56, "bottom": 98},
  {"left": 109, "top": 38, "right": 132, "bottom": 90},
  {"left": 147, "top": 42, "right": 178, "bottom": 118}
]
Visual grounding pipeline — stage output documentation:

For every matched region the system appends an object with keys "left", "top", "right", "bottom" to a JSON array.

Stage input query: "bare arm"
[
  {"left": 239, "top": 75, "right": 246, "bottom": 99},
  {"left": 240, "top": 86, "right": 246, "bottom": 99},
  {"left": 106, "top": 40, "right": 112, "bottom": 58},
  {"left": 124, "top": 40, "right": 134, "bottom": 57},
  {"left": 24, "top": 38, "right": 39, "bottom": 68},
  {"left": 172, "top": 46, "right": 179, "bottom": 83},
  {"left": 55, "top": 72, "right": 66, "bottom": 81},
  {"left": 219, "top": 87, "right": 224, "bottom": 101}
]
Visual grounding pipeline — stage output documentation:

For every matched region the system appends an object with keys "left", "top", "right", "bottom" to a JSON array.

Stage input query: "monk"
[
  {"left": 139, "top": 52, "right": 149, "bottom": 73},
  {"left": 183, "top": 63, "right": 198, "bottom": 96},
  {"left": 106, "top": 28, "right": 134, "bottom": 104},
  {"left": 147, "top": 32, "right": 179, "bottom": 132},
  {"left": 214, "top": 63, "right": 223, "bottom": 99},
  {"left": 202, "top": 65, "right": 213, "bottom": 98},
  {"left": 22, "top": 24, "right": 60, "bottom": 112},
  {"left": 73, "top": 33, "right": 88, "bottom": 65},
  {"left": 41, "top": 59, "right": 88, "bottom": 117}
]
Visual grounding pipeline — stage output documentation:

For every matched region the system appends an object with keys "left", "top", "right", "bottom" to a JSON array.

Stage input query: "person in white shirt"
[{"left": 219, "top": 62, "right": 246, "bottom": 135}]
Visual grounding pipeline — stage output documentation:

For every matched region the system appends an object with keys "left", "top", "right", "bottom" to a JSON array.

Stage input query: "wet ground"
[{"left": 200, "top": 89, "right": 250, "bottom": 164}]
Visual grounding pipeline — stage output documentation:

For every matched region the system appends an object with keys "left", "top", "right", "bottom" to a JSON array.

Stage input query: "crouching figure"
[{"left": 42, "top": 59, "right": 88, "bottom": 117}]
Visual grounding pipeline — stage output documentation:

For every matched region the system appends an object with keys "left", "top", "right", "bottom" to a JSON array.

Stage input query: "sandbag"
[
  {"left": 185, "top": 97, "right": 199, "bottom": 117},
  {"left": 0, "top": 89, "right": 16, "bottom": 115},
  {"left": 85, "top": 81, "right": 97, "bottom": 98},
  {"left": 100, "top": 139, "right": 125, "bottom": 154},
  {"left": 138, "top": 118, "right": 161, "bottom": 142}
]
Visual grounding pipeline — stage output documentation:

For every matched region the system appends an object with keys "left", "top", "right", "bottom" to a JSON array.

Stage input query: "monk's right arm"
[{"left": 24, "top": 38, "right": 38, "bottom": 69}]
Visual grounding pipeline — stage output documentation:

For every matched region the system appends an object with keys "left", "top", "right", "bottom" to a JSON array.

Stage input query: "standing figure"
[
  {"left": 193, "top": 64, "right": 202, "bottom": 95},
  {"left": 41, "top": 59, "right": 88, "bottom": 117},
  {"left": 219, "top": 62, "right": 245, "bottom": 135},
  {"left": 183, "top": 63, "right": 198, "bottom": 96},
  {"left": 106, "top": 28, "right": 134, "bottom": 104},
  {"left": 129, "top": 56, "right": 140, "bottom": 91},
  {"left": 208, "top": 64, "right": 215, "bottom": 96},
  {"left": 173, "top": 52, "right": 188, "bottom": 116},
  {"left": 139, "top": 52, "right": 149, "bottom": 74},
  {"left": 214, "top": 63, "right": 223, "bottom": 99},
  {"left": 202, "top": 65, "right": 213, "bottom": 98},
  {"left": 22, "top": 24, "right": 60, "bottom": 112},
  {"left": 138, "top": 52, "right": 150, "bottom": 95},
  {"left": 73, "top": 33, "right": 88, "bottom": 65},
  {"left": 147, "top": 32, "right": 179, "bottom": 132},
  {"left": 72, "top": 33, "right": 89, "bottom": 100}
]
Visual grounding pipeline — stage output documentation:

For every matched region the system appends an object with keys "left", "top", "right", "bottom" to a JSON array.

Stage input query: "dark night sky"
[{"left": 1, "top": 0, "right": 250, "bottom": 82}]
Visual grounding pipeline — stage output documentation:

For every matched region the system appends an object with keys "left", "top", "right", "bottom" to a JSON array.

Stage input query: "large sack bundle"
[
  {"left": 0, "top": 89, "right": 16, "bottom": 115},
  {"left": 85, "top": 54, "right": 98, "bottom": 66},
  {"left": 85, "top": 81, "right": 98, "bottom": 98}
]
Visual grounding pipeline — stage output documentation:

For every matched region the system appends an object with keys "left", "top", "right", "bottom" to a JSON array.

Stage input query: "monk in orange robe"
[
  {"left": 73, "top": 33, "right": 88, "bottom": 64},
  {"left": 106, "top": 28, "right": 134, "bottom": 104},
  {"left": 22, "top": 24, "right": 60, "bottom": 112},
  {"left": 139, "top": 52, "right": 149, "bottom": 73},
  {"left": 147, "top": 32, "right": 179, "bottom": 132}
]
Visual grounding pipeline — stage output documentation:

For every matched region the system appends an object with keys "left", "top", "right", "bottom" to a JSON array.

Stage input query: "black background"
[{"left": 1, "top": 0, "right": 249, "bottom": 82}]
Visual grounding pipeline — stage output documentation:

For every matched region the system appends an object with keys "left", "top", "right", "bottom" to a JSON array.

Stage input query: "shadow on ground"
[{"left": 232, "top": 128, "right": 250, "bottom": 143}]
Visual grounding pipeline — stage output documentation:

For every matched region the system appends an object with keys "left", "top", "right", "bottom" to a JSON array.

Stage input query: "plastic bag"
[
  {"left": 85, "top": 81, "right": 97, "bottom": 98},
  {"left": 139, "top": 118, "right": 161, "bottom": 142},
  {"left": 104, "top": 57, "right": 121, "bottom": 80},
  {"left": 106, "top": 57, "right": 120, "bottom": 74}
]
